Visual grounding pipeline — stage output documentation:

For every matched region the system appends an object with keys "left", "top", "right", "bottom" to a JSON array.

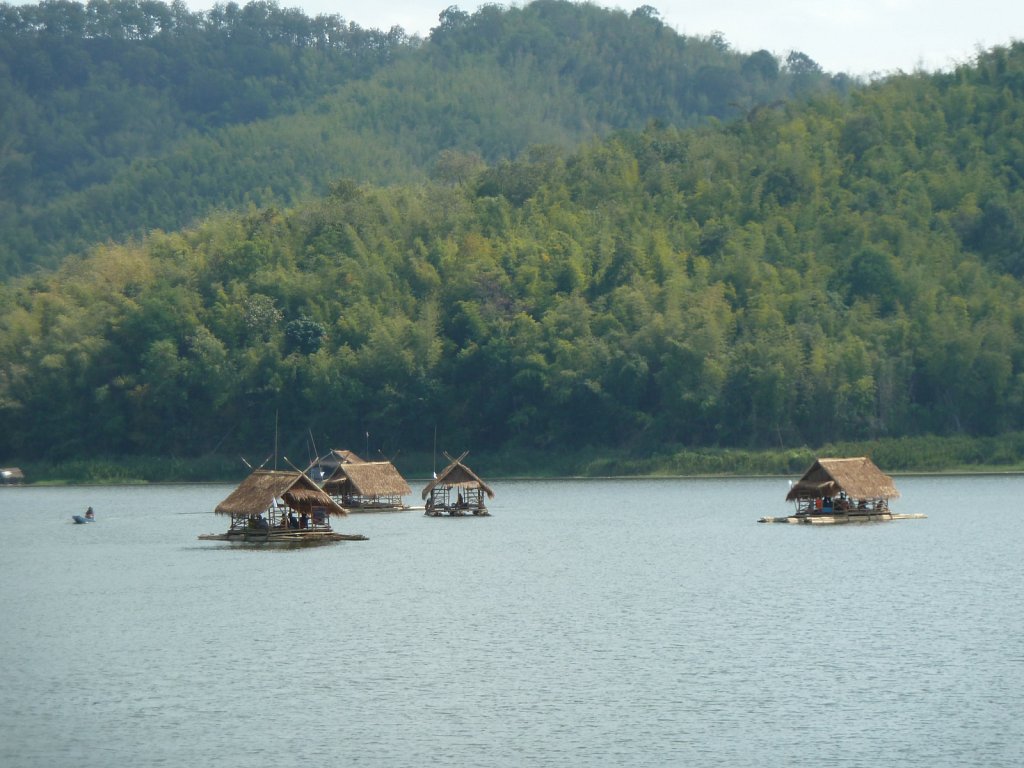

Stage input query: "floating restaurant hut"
[
  {"left": 318, "top": 459, "right": 413, "bottom": 512},
  {"left": 760, "top": 456, "right": 923, "bottom": 524},
  {"left": 422, "top": 452, "right": 494, "bottom": 516},
  {"left": 198, "top": 469, "right": 366, "bottom": 542},
  {"left": 1, "top": 467, "right": 25, "bottom": 485}
]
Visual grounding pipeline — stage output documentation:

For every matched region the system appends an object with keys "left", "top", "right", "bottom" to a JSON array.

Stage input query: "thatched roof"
[
  {"left": 786, "top": 457, "right": 899, "bottom": 501},
  {"left": 306, "top": 449, "right": 364, "bottom": 483},
  {"left": 215, "top": 469, "right": 346, "bottom": 516},
  {"left": 421, "top": 455, "right": 495, "bottom": 500},
  {"left": 324, "top": 461, "right": 411, "bottom": 497},
  {"left": 329, "top": 449, "right": 364, "bottom": 464}
]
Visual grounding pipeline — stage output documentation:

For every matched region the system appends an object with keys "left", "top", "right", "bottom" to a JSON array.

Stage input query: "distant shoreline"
[{"left": 9, "top": 433, "right": 1024, "bottom": 485}]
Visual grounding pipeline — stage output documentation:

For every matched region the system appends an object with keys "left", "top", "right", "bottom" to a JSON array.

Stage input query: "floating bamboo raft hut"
[
  {"left": 760, "top": 456, "right": 925, "bottom": 524},
  {"left": 316, "top": 456, "right": 413, "bottom": 512},
  {"left": 422, "top": 452, "right": 494, "bottom": 517},
  {"left": 198, "top": 469, "right": 367, "bottom": 543},
  {"left": 1, "top": 467, "right": 25, "bottom": 485}
]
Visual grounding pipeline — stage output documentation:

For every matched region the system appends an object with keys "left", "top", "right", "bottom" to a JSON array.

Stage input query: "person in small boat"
[{"left": 85, "top": 506, "right": 94, "bottom": 520}]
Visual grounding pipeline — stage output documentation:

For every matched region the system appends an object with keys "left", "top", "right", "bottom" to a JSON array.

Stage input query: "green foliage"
[
  {"left": 0, "top": 0, "right": 418, "bottom": 274},
  {"left": 0, "top": 0, "right": 838, "bottom": 276},
  {"left": 2, "top": 26, "right": 1024, "bottom": 471}
]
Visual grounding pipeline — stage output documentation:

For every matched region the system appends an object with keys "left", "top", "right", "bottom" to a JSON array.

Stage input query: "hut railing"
[
  {"left": 228, "top": 510, "right": 333, "bottom": 532},
  {"left": 339, "top": 493, "right": 405, "bottom": 508},
  {"left": 426, "top": 486, "right": 487, "bottom": 515},
  {"left": 792, "top": 497, "right": 891, "bottom": 515}
]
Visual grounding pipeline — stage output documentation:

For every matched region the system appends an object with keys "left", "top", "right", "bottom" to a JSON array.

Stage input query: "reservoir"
[{"left": 1, "top": 475, "right": 1022, "bottom": 767}]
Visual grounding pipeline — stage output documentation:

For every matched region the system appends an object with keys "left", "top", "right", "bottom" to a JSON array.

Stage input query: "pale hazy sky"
[
  {"left": 246, "top": 0, "right": 1022, "bottom": 78},
  {"left": 10, "top": 0, "right": 1019, "bottom": 77}
]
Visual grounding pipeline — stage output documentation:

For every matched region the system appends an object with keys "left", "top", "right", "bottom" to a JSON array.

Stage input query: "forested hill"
[
  {"left": 0, "top": 0, "right": 845, "bottom": 276},
  {"left": 1, "top": 43, "right": 1022, "bottom": 467}
]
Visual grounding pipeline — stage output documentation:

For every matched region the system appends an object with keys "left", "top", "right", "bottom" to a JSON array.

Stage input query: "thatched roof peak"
[
  {"left": 329, "top": 449, "right": 364, "bottom": 464},
  {"left": 786, "top": 456, "right": 899, "bottom": 501},
  {"left": 215, "top": 469, "right": 345, "bottom": 516},
  {"left": 306, "top": 449, "right": 365, "bottom": 483},
  {"left": 421, "top": 453, "right": 494, "bottom": 500}
]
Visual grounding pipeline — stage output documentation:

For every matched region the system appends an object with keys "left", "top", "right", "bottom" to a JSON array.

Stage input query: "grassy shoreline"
[{"left": 8, "top": 432, "right": 1024, "bottom": 485}]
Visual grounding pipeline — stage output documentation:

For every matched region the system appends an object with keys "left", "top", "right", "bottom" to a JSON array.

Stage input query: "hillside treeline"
[
  {"left": 0, "top": 0, "right": 843, "bottom": 276},
  {"left": 1, "top": 43, "right": 1022, "bottom": 463},
  {"left": 0, "top": 0, "right": 417, "bottom": 275}
]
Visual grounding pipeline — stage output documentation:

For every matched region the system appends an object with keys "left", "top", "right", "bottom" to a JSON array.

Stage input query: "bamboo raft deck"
[
  {"left": 758, "top": 512, "right": 927, "bottom": 524},
  {"left": 198, "top": 529, "right": 368, "bottom": 542},
  {"left": 342, "top": 503, "right": 423, "bottom": 514},
  {"left": 424, "top": 506, "right": 491, "bottom": 517}
]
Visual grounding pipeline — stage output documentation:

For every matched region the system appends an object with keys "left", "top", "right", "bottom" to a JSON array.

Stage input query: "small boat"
[{"left": 72, "top": 507, "right": 96, "bottom": 524}]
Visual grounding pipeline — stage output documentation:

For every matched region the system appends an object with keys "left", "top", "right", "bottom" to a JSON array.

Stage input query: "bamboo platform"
[
  {"left": 198, "top": 530, "right": 368, "bottom": 542},
  {"left": 343, "top": 504, "right": 423, "bottom": 514},
  {"left": 758, "top": 512, "right": 927, "bottom": 524},
  {"left": 424, "top": 508, "right": 491, "bottom": 517}
]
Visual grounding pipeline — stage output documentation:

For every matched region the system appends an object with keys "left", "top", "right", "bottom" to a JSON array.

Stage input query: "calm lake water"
[{"left": 1, "top": 475, "right": 1022, "bottom": 767}]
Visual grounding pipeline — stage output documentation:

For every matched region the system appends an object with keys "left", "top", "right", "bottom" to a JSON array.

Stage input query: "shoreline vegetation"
[{"left": 11, "top": 432, "right": 1024, "bottom": 485}]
